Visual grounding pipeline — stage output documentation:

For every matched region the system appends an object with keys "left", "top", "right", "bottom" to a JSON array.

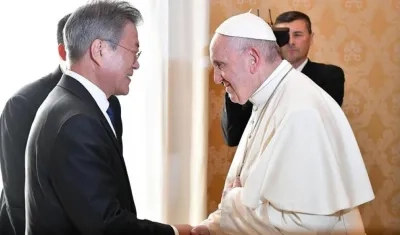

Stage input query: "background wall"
[{"left": 206, "top": 0, "right": 400, "bottom": 234}]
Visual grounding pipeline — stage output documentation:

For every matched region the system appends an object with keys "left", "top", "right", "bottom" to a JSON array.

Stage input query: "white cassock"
[{"left": 201, "top": 60, "right": 375, "bottom": 235}]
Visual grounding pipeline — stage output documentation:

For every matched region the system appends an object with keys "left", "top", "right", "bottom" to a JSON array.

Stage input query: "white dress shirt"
[
  {"left": 296, "top": 58, "right": 308, "bottom": 71},
  {"left": 64, "top": 70, "right": 116, "bottom": 137}
]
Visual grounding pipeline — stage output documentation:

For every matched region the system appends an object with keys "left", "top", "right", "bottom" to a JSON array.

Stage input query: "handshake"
[
  {"left": 174, "top": 177, "right": 241, "bottom": 234},
  {"left": 174, "top": 224, "right": 210, "bottom": 235}
]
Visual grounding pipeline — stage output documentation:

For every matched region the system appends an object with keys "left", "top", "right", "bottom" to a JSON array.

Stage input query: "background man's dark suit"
[
  {"left": 25, "top": 75, "right": 173, "bottom": 235},
  {"left": 221, "top": 60, "right": 345, "bottom": 147},
  {"left": 0, "top": 67, "right": 123, "bottom": 235}
]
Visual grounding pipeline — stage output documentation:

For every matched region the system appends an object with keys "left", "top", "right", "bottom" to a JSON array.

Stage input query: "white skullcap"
[{"left": 215, "top": 11, "right": 276, "bottom": 41}]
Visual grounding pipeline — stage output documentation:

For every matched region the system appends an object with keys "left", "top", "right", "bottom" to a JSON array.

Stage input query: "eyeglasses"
[{"left": 103, "top": 39, "right": 141, "bottom": 61}]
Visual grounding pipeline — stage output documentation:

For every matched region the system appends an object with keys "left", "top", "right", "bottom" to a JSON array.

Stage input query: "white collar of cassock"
[{"left": 249, "top": 60, "right": 293, "bottom": 106}]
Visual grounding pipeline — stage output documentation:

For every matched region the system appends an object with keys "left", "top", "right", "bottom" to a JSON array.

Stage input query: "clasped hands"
[
  {"left": 174, "top": 224, "right": 209, "bottom": 235},
  {"left": 176, "top": 177, "right": 242, "bottom": 235}
]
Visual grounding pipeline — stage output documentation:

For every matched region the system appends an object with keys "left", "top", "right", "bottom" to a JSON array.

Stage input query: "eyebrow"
[
  {"left": 291, "top": 30, "right": 304, "bottom": 33},
  {"left": 212, "top": 60, "right": 225, "bottom": 66},
  {"left": 212, "top": 59, "right": 222, "bottom": 64}
]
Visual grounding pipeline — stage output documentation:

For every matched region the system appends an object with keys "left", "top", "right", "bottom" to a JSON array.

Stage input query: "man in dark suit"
[
  {"left": 221, "top": 11, "right": 345, "bottom": 147},
  {"left": 24, "top": 1, "right": 191, "bottom": 235},
  {"left": 0, "top": 13, "right": 123, "bottom": 235}
]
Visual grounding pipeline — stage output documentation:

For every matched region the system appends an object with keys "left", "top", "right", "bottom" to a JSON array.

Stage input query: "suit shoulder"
[
  {"left": 13, "top": 70, "right": 61, "bottom": 101},
  {"left": 34, "top": 89, "right": 98, "bottom": 133},
  {"left": 44, "top": 87, "right": 88, "bottom": 116},
  {"left": 309, "top": 61, "right": 344, "bottom": 73},
  {"left": 0, "top": 75, "right": 56, "bottom": 115},
  {"left": 324, "top": 64, "right": 344, "bottom": 75},
  {"left": 0, "top": 92, "right": 33, "bottom": 123},
  {"left": 306, "top": 61, "right": 345, "bottom": 83}
]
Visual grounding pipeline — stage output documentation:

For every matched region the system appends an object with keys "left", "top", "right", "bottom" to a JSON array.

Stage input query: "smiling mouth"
[{"left": 222, "top": 81, "right": 230, "bottom": 87}]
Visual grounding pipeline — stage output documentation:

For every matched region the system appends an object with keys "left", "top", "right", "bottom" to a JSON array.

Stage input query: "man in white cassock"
[{"left": 191, "top": 12, "right": 375, "bottom": 235}]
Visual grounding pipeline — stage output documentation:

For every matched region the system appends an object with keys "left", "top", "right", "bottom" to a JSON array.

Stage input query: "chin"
[
  {"left": 122, "top": 88, "right": 130, "bottom": 95},
  {"left": 236, "top": 95, "right": 251, "bottom": 105},
  {"left": 114, "top": 89, "right": 129, "bottom": 96},
  {"left": 119, "top": 91, "right": 129, "bottom": 96},
  {"left": 229, "top": 93, "right": 246, "bottom": 104}
]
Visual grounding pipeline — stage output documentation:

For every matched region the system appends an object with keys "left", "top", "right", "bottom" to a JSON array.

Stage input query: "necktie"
[{"left": 106, "top": 107, "right": 116, "bottom": 129}]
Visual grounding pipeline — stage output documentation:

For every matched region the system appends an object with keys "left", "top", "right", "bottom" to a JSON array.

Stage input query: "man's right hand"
[
  {"left": 221, "top": 176, "right": 242, "bottom": 200},
  {"left": 174, "top": 224, "right": 193, "bottom": 235},
  {"left": 191, "top": 225, "right": 210, "bottom": 235}
]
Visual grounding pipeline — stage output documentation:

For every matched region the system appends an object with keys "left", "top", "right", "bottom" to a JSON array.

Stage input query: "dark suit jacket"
[
  {"left": 24, "top": 75, "right": 173, "bottom": 235},
  {"left": 0, "top": 67, "right": 123, "bottom": 235},
  {"left": 221, "top": 59, "right": 345, "bottom": 147}
]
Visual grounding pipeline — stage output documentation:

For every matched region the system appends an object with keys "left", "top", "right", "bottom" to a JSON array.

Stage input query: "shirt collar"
[
  {"left": 249, "top": 60, "right": 293, "bottom": 106},
  {"left": 64, "top": 70, "right": 110, "bottom": 113},
  {"left": 296, "top": 58, "right": 309, "bottom": 72}
]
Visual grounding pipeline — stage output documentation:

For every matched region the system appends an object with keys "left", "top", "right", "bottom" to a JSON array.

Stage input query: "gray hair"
[
  {"left": 64, "top": 0, "right": 143, "bottom": 63},
  {"left": 227, "top": 37, "right": 280, "bottom": 63}
]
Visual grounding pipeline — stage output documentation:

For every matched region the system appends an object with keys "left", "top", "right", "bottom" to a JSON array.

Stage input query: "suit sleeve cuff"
[{"left": 171, "top": 225, "right": 179, "bottom": 235}]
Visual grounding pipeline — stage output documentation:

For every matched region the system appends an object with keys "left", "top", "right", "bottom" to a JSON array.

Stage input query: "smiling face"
[
  {"left": 275, "top": 19, "right": 313, "bottom": 68},
  {"left": 209, "top": 34, "right": 258, "bottom": 105},
  {"left": 103, "top": 22, "right": 140, "bottom": 96},
  {"left": 91, "top": 22, "right": 140, "bottom": 97}
]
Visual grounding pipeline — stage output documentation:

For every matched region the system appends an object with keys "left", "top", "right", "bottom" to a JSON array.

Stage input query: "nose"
[
  {"left": 213, "top": 70, "right": 223, "bottom": 84},
  {"left": 289, "top": 34, "right": 295, "bottom": 46},
  {"left": 133, "top": 60, "right": 140, "bottom": 70}
]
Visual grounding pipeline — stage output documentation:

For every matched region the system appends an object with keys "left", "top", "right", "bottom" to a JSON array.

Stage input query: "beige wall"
[{"left": 206, "top": 0, "right": 400, "bottom": 234}]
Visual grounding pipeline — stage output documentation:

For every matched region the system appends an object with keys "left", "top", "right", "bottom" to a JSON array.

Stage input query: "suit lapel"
[
  {"left": 301, "top": 60, "right": 320, "bottom": 84},
  {"left": 57, "top": 75, "right": 123, "bottom": 156},
  {"left": 100, "top": 120, "right": 123, "bottom": 156}
]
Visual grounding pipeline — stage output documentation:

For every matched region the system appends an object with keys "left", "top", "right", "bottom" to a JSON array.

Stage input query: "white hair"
[{"left": 227, "top": 36, "right": 280, "bottom": 63}]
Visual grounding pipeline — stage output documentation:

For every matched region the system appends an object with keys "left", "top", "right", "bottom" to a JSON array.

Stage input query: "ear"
[
  {"left": 58, "top": 43, "right": 66, "bottom": 61},
  {"left": 309, "top": 32, "right": 314, "bottom": 45},
  {"left": 90, "top": 39, "right": 103, "bottom": 65},
  {"left": 249, "top": 48, "right": 260, "bottom": 74}
]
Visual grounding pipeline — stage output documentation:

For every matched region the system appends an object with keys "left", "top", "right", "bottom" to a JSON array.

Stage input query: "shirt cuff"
[{"left": 171, "top": 225, "right": 179, "bottom": 235}]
